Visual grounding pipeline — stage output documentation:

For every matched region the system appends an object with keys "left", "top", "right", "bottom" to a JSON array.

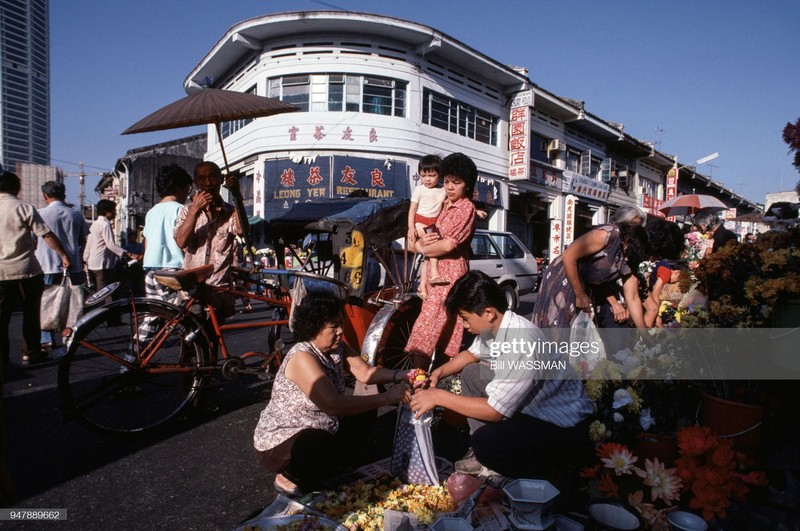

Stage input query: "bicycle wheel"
[{"left": 59, "top": 301, "right": 212, "bottom": 435}]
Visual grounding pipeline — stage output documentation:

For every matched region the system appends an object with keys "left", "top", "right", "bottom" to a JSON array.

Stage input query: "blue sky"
[{"left": 50, "top": 0, "right": 800, "bottom": 207}]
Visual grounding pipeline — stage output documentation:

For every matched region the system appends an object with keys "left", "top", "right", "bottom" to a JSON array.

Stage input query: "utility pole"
[{"left": 78, "top": 161, "right": 85, "bottom": 211}]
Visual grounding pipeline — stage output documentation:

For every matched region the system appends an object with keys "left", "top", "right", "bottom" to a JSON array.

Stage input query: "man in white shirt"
[
  {"left": 35, "top": 181, "right": 87, "bottom": 357},
  {"left": 409, "top": 270, "right": 593, "bottom": 479},
  {"left": 83, "top": 199, "right": 141, "bottom": 306},
  {"left": 0, "top": 172, "right": 71, "bottom": 364}
]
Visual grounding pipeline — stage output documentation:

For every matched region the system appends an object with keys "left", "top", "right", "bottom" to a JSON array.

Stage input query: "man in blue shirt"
[{"left": 35, "top": 181, "right": 87, "bottom": 358}]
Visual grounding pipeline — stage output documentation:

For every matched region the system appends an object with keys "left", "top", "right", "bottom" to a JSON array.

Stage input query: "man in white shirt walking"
[{"left": 83, "top": 199, "right": 141, "bottom": 306}]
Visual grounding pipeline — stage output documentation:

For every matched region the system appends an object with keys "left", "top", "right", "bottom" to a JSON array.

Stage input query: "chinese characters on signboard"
[
  {"left": 549, "top": 219, "right": 562, "bottom": 259},
  {"left": 287, "top": 125, "right": 380, "bottom": 144},
  {"left": 263, "top": 157, "right": 409, "bottom": 220},
  {"left": 665, "top": 167, "right": 678, "bottom": 221},
  {"left": 642, "top": 195, "right": 664, "bottom": 217},
  {"left": 508, "top": 90, "right": 532, "bottom": 180},
  {"left": 563, "top": 194, "right": 576, "bottom": 247},
  {"left": 563, "top": 170, "right": 611, "bottom": 202}
]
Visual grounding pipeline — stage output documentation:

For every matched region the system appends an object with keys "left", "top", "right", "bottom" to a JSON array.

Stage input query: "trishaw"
[{"left": 58, "top": 196, "right": 422, "bottom": 435}]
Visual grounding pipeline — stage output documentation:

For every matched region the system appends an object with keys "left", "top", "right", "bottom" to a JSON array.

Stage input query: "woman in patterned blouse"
[{"left": 253, "top": 292, "right": 410, "bottom": 495}]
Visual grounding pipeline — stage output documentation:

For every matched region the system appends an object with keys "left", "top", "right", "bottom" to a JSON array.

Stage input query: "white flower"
[
  {"left": 639, "top": 408, "right": 655, "bottom": 431},
  {"left": 612, "top": 388, "right": 633, "bottom": 409},
  {"left": 613, "top": 412, "right": 625, "bottom": 423}
]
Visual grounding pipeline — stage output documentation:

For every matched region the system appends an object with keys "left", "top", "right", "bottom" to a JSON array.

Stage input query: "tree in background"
[{"left": 782, "top": 118, "right": 800, "bottom": 194}]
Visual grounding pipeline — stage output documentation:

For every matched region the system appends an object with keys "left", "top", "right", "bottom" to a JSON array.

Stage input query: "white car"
[{"left": 468, "top": 229, "right": 539, "bottom": 310}]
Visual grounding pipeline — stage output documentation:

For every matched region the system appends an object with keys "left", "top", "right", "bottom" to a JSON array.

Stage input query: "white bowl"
[
  {"left": 667, "top": 511, "right": 708, "bottom": 531},
  {"left": 586, "top": 503, "right": 640, "bottom": 530},
  {"left": 502, "top": 479, "right": 559, "bottom": 528},
  {"left": 430, "top": 516, "right": 473, "bottom": 531}
]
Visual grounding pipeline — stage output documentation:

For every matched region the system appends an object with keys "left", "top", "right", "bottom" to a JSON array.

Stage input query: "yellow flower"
[{"left": 589, "top": 420, "right": 607, "bottom": 441}]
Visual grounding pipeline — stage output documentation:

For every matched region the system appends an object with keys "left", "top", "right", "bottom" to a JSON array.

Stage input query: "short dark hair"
[
  {"left": 194, "top": 161, "right": 222, "bottom": 178},
  {"left": 0, "top": 171, "right": 21, "bottom": 194},
  {"left": 291, "top": 292, "right": 343, "bottom": 342},
  {"left": 445, "top": 270, "right": 508, "bottom": 318},
  {"left": 439, "top": 153, "right": 478, "bottom": 198},
  {"left": 645, "top": 218, "right": 684, "bottom": 260},
  {"left": 418, "top": 154, "right": 441, "bottom": 174},
  {"left": 96, "top": 199, "right": 117, "bottom": 216},
  {"left": 41, "top": 180, "right": 66, "bottom": 200},
  {"left": 156, "top": 165, "right": 193, "bottom": 198}
]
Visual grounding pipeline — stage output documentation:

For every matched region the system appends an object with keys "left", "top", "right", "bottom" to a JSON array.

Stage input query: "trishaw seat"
[{"left": 153, "top": 265, "right": 214, "bottom": 291}]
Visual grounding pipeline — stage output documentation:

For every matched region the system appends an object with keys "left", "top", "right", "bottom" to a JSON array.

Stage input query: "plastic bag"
[
  {"left": 40, "top": 276, "right": 71, "bottom": 331},
  {"left": 389, "top": 405, "right": 438, "bottom": 485},
  {"left": 569, "top": 310, "right": 606, "bottom": 372},
  {"left": 446, "top": 473, "right": 482, "bottom": 506}
]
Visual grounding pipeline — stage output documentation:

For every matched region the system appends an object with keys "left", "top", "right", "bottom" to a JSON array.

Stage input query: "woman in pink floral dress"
[{"left": 404, "top": 153, "right": 477, "bottom": 369}]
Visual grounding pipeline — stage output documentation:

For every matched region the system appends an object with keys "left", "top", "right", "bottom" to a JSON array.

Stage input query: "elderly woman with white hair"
[
  {"left": 532, "top": 205, "right": 652, "bottom": 352},
  {"left": 692, "top": 207, "right": 738, "bottom": 254}
]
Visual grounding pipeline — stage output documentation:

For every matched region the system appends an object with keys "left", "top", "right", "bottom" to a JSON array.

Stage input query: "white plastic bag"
[
  {"left": 40, "top": 276, "right": 71, "bottom": 331},
  {"left": 569, "top": 310, "right": 606, "bottom": 371},
  {"left": 389, "top": 405, "right": 439, "bottom": 485}
]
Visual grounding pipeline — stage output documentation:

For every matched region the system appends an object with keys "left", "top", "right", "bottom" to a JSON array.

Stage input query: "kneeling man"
[{"left": 409, "top": 270, "right": 593, "bottom": 478}]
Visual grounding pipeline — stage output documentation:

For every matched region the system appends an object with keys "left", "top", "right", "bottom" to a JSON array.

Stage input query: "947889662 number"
[{"left": 0, "top": 509, "right": 67, "bottom": 521}]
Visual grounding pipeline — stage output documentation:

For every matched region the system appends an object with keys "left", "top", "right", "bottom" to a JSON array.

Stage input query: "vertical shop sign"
[
  {"left": 508, "top": 90, "right": 532, "bottom": 180},
  {"left": 666, "top": 166, "right": 678, "bottom": 221},
  {"left": 549, "top": 219, "right": 563, "bottom": 259},
  {"left": 563, "top": 194, "right": 577, "bottom": 247}
]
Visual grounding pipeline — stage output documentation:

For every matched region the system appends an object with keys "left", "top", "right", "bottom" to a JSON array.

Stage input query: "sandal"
[
  {"left": 273, "top": 473, "right": 302, "bottom": 497},
  {"left": 429, "top": 277, "right": 450, "bottom": 286}
]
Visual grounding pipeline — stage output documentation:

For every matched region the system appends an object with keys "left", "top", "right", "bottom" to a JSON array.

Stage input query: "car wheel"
[{"left": 500, "top": 283, "right": 518, "bottom": 310}]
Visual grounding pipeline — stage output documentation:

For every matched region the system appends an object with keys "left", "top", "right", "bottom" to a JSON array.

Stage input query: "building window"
[
  {"left": 221, "top": 85, "right": 257, "bottom": 139},
  {"left": 269, "top": 73, "right": 406, "bottom": 116},
  {"left": 421, "top": 89, "right": 498, "bottom": 146}
]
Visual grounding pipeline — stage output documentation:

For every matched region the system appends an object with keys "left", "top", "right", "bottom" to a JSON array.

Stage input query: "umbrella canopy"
[
  {"left": 659, "top": 194, "right": 727, "bottom": 217},
  {"left": 731, "top": 211, "right": 764, "bottom": 223},
  {"left": 122, "top": 88, "right": 299, "bottom": 266},
  {"left": 122, "top": 88, "right": 298, "bottom": 135}
]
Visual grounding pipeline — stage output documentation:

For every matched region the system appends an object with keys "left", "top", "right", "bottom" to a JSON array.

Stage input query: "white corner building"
[{"left": 185, "top": 10, "right": 745, "bottom": 257}]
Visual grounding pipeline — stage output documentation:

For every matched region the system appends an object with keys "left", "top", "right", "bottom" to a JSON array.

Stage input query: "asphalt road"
[{"left": 1, "top": 293, "right": 536, "bottom": 530}]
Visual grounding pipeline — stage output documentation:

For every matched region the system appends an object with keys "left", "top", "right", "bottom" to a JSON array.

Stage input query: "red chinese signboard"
[{"left": 508, "top": 90, "right": 532, "bottom": 180}]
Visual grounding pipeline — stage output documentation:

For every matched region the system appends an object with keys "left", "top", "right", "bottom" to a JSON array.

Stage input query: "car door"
[
  {"left": 469, "top": 232, "right": 505, "bottom": 282},
  {"left": 487, "top": 233, "right": 538, "bottom": 294}
]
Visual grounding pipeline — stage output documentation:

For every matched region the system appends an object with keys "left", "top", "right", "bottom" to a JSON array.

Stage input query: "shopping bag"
[
  {"left": 65, "top": 282, "right": 86, "bottom": 331},
  {"left": 569, "top": 310, "right": 606, "bottom": 372},
  {"left": 389, "top": 405, "right": 439, "bottom": 485},
  {"left": 40, "top": 277, "right": 71, "bottom": 331}
]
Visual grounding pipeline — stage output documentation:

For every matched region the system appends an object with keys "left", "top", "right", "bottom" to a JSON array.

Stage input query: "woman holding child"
[{"left": 404, "top": 153, "right": 477, "bottom": 369}]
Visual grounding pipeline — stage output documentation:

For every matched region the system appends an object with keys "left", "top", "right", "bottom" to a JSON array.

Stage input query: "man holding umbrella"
[
  {"left": 174, "top": 161, "right": 243, "bottom": 320},
  {"left": 693, "top": 207, "right": 738, "bottom": 254}
]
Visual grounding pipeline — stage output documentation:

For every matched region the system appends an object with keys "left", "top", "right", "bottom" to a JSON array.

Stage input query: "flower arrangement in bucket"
[{"left": 674, "top": 426, "right": 767, "bottom": 521}]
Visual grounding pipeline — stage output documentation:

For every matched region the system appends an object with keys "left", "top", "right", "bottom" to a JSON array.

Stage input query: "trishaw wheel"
[{"left": 372, "top": 297, "right": 422, "bottom": 372}]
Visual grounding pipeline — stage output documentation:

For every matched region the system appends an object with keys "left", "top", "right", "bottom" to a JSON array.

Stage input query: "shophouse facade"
[{"left": 182, "top": 11, "right": 755, "bottom": 257}]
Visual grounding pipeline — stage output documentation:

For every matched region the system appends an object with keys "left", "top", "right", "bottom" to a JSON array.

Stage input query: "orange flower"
[
  {"left": 676, "top": 426, "right": 718, "bottom": 457},
  {"left": 595, "top": 442, "right": 627, "bottom": 459},
  {"left": 580, "top": 464, "right": 601, "bottom": 479},
  {"left": 598, "top": 472, "right": 619, "bottom": 498}
]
